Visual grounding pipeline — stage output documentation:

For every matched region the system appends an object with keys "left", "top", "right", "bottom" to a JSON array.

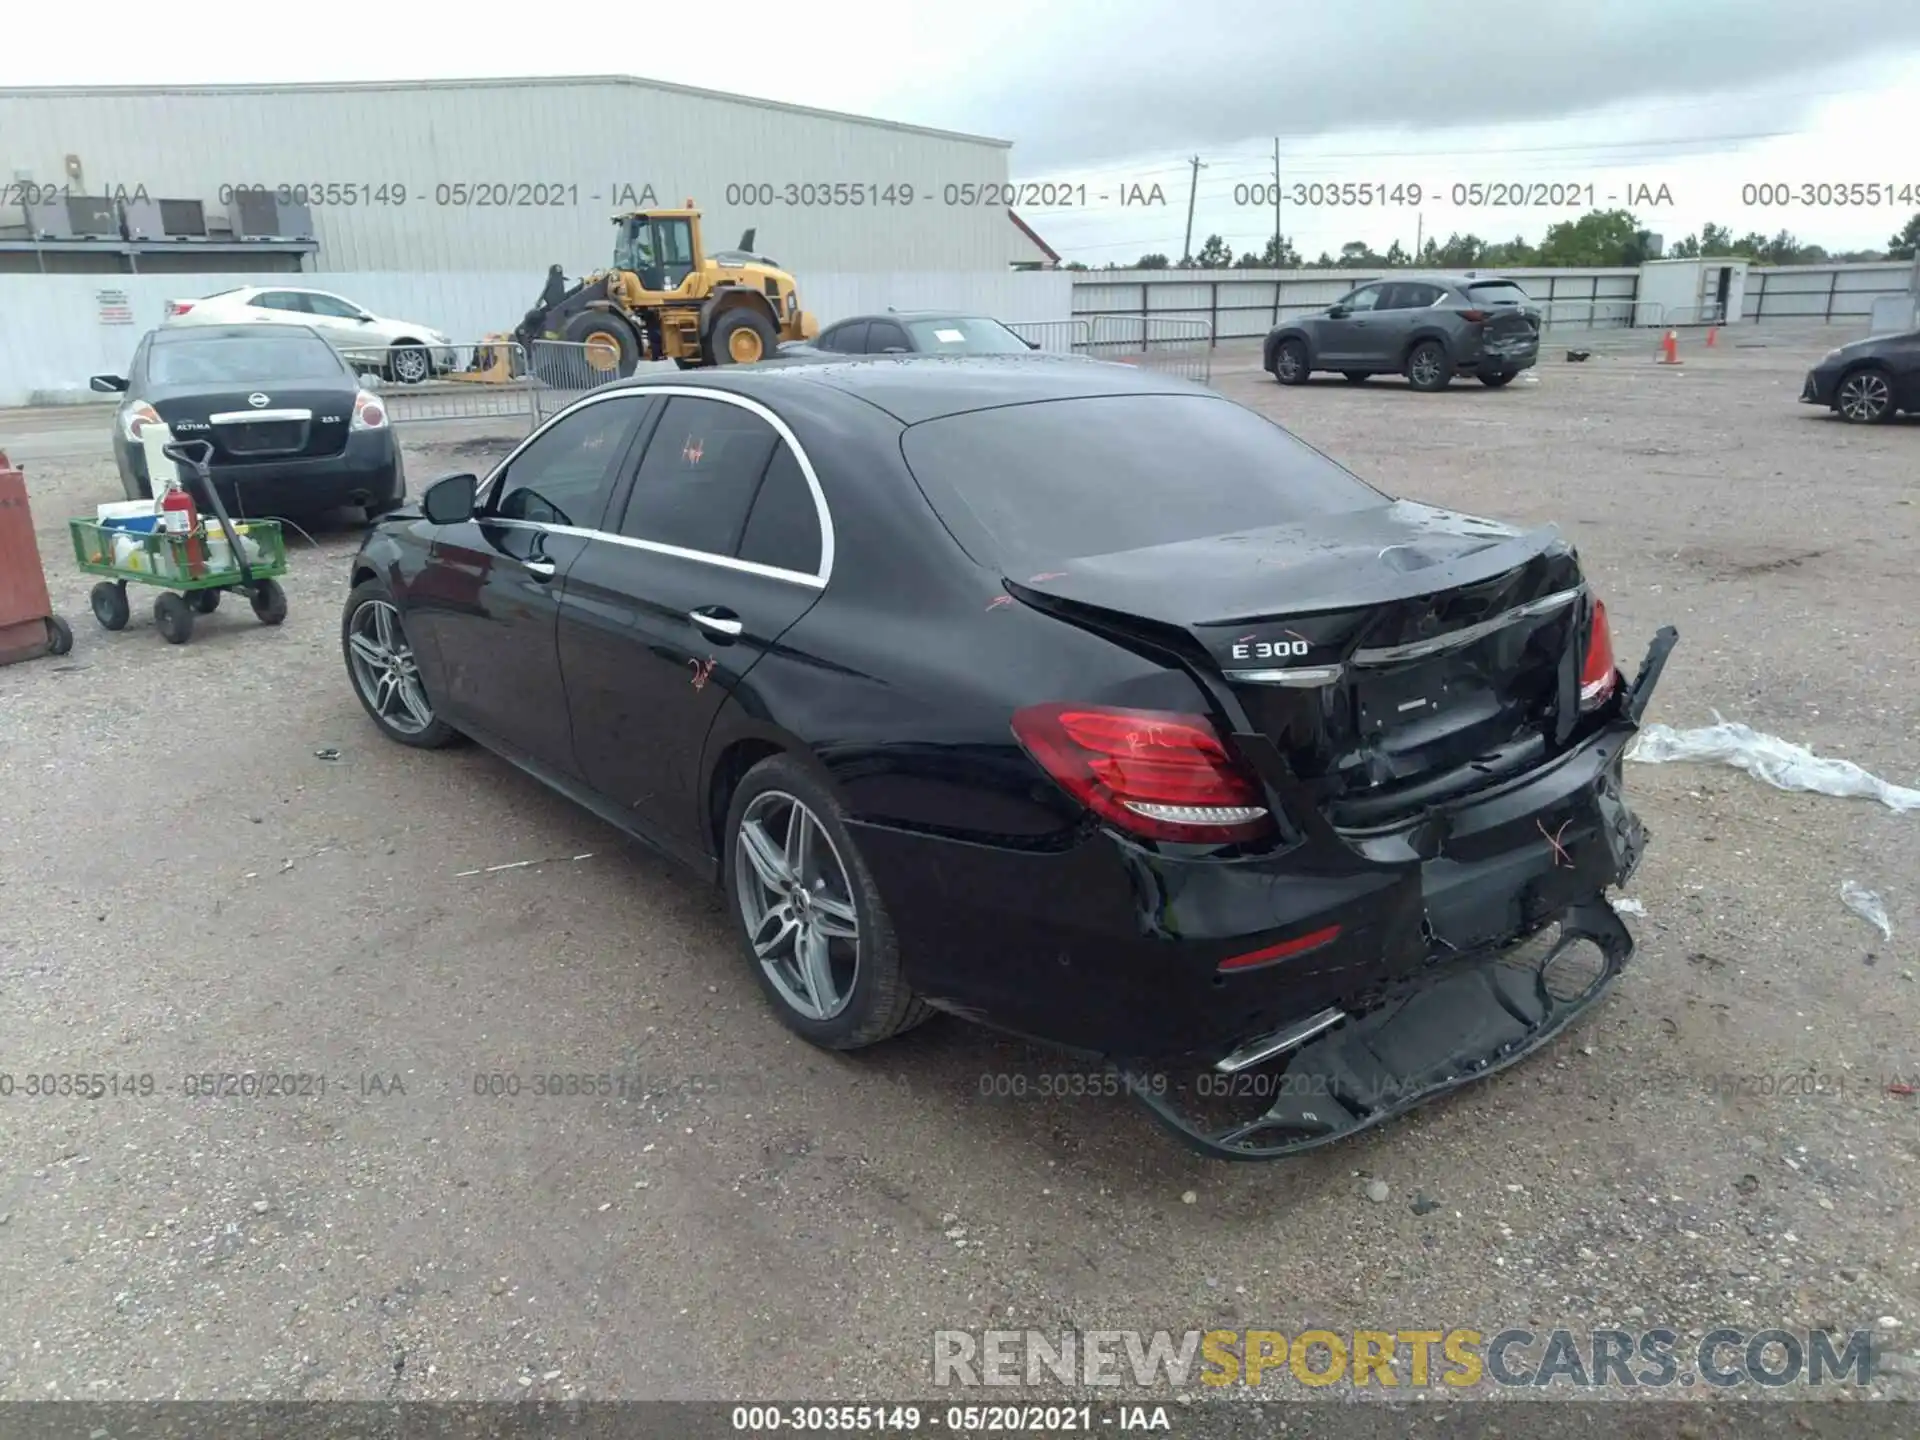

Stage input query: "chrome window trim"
[
  {"left": 1349, "top": 585, "right": 1583, "bottom": 667},
  {"left": 209, "top": 408, "right": 312, "bottom": 424},
  {"left": 476, "top": 385, "right": 835, "bottom": 584}
]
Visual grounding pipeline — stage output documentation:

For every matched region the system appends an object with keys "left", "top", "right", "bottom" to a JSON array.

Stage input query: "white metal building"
[{"left": 0, "top": 76, "right": 1031, "bottom": 276}]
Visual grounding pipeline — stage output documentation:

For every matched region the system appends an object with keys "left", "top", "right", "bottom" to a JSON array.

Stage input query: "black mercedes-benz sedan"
[
  {"left": 91, "top": 323, "right": 405, "bottom": 519},
  {"left": 1798, "top": 326, "right": 1920, "bottom": 423},
  {"left": 340, "top": 354, "right": 1676, "bottom": 1159}
]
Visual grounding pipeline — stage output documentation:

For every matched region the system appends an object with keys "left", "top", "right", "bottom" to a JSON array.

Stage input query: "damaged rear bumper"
[{"left": 1123, "top": 624, "right": 1679, "bottom": 1160}]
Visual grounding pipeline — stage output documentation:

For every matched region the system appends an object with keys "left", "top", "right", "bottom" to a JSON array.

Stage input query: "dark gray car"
[{"left": 1264, "top": 275, "right": 1541, "bottom": 391}]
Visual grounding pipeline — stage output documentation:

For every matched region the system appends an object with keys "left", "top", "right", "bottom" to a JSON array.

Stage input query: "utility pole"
[
  {"left": 1272, "top": 138, "right": 1283, "bottom": 268},
  {"left": 1182, "top": 155, "right": 1207, "bottom": 265},
  {"left": 1414, "top": 212, "right": 1423, "bottom": 260}
]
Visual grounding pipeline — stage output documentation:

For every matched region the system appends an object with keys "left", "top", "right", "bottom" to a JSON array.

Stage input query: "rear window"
[
  {"left": 1465, "top": 281, "right": 1530, "bottom": 305},
  {"left": 149, "top": 335, "right": 346, "bottom": 386},
  {"left": 903, "top": 316, "right": 1032, "bottom": 354},
  {"left": 899, "top": 393, "right": 1385, "bottom": 570}
]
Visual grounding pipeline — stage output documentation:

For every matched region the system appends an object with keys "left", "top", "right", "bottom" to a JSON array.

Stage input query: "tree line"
[{"left": 1062, "top": 211, "right": 1920, "bottom": 272}]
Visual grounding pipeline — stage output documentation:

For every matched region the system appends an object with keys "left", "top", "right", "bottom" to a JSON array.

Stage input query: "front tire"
[
  {"left": 722, "top": 754, "right": 930, "bottom": 1050},
  {"left": 153, "top": 593, "right": 194, "bottom": 645},
  {"left": 1406, "top": 339, "right": 1452, "bottom": 391},
  {"left": 250, "top": 579, "right": 288, "bottom": 626},
  {"left": 342, "top": 579, "right": 459, "bottom": 749},
  {"left": 558, "top": 312, "right": 640, "bottom": 380},
  {"left": 1271, "top": 338, "right": 1309, "bottom": 385},
  {"left": 1479, "top": 370, "right": 1517, "bottom": 388},
  {"left": 387, "top": 344, "right": 432, "bottom": 385},
  {"left": 1837, "top": 366, "right": 1895, "bottom": 424}
]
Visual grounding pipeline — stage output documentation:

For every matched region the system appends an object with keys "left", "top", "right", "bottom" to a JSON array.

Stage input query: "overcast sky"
[{"left": 15, "top": 0, "right": 1920, "bottom": 262}]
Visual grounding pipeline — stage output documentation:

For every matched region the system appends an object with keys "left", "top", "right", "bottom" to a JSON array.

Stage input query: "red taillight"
[
  {"left": 352, "top": 390, "right": 387, "bottom": 430},
  {"left": 1010, "top": 702, "right": 1274, "bottom": 844},
  {"left": 1580, "top": 598, "right": 1618, "bottom": 711},
  {"left": 1458, "top": 308, "right": 1489, "bottom": 323},
  {"left": 1218, "top": 923, "right": 1343, "bottom": 973},
  {"left": 166, "top": 301, "right": 193, "bottom": 317}
]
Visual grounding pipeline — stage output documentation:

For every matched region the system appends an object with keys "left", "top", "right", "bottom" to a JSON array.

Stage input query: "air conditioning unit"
[
  {"left": 25, "top": 194, "right": 119, "bottom": 239},
  {"left": 230, "top": 189, "right": 315, "bottom": 240},
  {"left": 141, "top": 198, "right": 209, "bottom": 238}
]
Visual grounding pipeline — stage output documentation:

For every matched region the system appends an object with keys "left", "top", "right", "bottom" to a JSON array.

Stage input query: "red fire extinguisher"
[{"left": 158, "top": 479, "right": 206, "bottom": 579}]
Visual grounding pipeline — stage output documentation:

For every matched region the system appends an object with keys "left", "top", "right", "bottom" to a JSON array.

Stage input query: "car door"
[
  {"left": 408, "top": 392, "right": 650, "bottom": 774},
  {"left": 556, "top": 391, "right": 828, "bottom": 854},
  {"left": 1316, "top": 283, "right": 1386, "bottom": 367},
  {"left": 866, "top": 319, "right": 912, "bottom": 354},
  {"left": 300, "top": 290, "right": 379, "bottom": 354},
  {"left": 1367, "top": 282, "right": 1430, "bottom": 367}
]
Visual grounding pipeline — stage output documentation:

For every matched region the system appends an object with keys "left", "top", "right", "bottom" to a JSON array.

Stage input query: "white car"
[{"left": 161, "top": 286, "right": 456, "bottom": 384}]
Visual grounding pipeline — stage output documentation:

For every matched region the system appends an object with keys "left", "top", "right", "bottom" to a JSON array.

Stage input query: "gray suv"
[{"left": 1264, "top": 274, "right": 1541, "bottom": 391}]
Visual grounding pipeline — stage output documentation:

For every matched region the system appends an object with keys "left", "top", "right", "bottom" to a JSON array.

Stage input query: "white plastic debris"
[
  {"left": 1841, "top": 881, "right": 1893, "bottom": 941},
  {"left": 1628, "top": 714, "right": 1920, "bottom": 814},
  {"left": 1612, "top": 897, "right": 1647, "bottom": 916}
]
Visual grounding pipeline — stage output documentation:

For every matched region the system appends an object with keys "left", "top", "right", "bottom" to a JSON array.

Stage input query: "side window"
[
  {"left": 491, "top": 397, "right": 641, "bottom": 529},
  {"left": 1341, "top": 285, "right": 1383, "bottom": 313},
  {"left": 251, "top": 291, "right": 308, "bottom": 313},
  {"left": 867, "top": 320, "right": 911, "bottom": 353},
  {"left": 304, "top": 292, "right": 363, "bottom": 319},
  {"left": 618, "top": 396, "right": 781, "bottom": 556},
  {"left": 824, "top": 320, "right": 869, "bottom": 354},
  {"left": 1398, "top": 283, "right": 1443, "bottom": 309},
  {"left": 738, "top": 443, "right": 823, "bottom": 576}
]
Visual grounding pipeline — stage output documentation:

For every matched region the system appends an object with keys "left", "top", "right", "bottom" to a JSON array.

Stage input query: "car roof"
[
  {"left": 1354, "top": 273, "right": 1522, "bottom": 288},
  {"left": 827, "top": 311, "right": 998, "bottom": 324},
  {"left": 606, "top": 353, "right": 1210, "bottom": 425},
  {"left": 152, "top": 322, "right": 328, "bottom": 343}
]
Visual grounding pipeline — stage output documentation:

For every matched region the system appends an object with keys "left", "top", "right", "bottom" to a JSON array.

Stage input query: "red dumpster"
[{"left": 0, "top": 451, "right": 74, "bottom": 665}]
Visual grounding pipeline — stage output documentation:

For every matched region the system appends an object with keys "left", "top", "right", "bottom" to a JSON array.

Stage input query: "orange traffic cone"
[
  {"left": 1658, "top": 330, "right": 1681, "bottom": 365},
  {"left": 1706, "top": 326, "right": 1718, "bottom": 347}
]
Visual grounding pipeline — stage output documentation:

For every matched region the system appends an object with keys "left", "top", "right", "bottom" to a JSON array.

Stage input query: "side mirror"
[
  {"left": 1327, "top": 304, "right": 1350, "bottom": 319},
  {"left": 91, "top": 374, "right": 129, "bottom": 393},
  {"left": 422, "top": 473, "right": 478, "bottom": 525}
]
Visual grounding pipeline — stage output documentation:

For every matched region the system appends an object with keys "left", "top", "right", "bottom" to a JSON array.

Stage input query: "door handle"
[
  {"left": 690, "top": 608, "right": 743, "bottom": 637},
  {"left": 523, "top": 558, "right": 557, "bottom": 581}
]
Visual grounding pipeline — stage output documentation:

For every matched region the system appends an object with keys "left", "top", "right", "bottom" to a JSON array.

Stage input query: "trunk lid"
[
  {"left": 151, "top": 385, "right": 352, "bottom": 463},
  {"left": 1007, "top": 500, "right": 1589, "bottom": 827}
]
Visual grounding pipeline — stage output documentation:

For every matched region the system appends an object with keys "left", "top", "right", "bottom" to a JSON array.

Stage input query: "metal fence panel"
[
  {"left": 1006, "top": 318, "right": 1091, "bottom": 354},
  {"left": 341, "top": 341, "right": 538, "bottom": 429},
  {"left": 1083, "top": 315, "right": 1213, "bottom": 384}
]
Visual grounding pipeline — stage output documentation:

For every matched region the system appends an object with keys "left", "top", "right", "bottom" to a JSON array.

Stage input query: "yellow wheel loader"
[{"left": 489, "top": 203, "right": 815, "bottom": 384}]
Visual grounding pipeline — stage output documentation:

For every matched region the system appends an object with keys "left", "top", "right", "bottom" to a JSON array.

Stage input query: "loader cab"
[{"left": 613, "top": 209, "right": 701, "bottom": 293}]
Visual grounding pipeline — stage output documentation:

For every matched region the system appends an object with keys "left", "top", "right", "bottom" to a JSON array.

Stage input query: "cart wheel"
[
  {"left": 187, "top": 589, "right": 222, "bottom": 615},
  {"left": 153, "top": 593, "right": 195, "bottom": 645},
  {"left": 46, "top": 615, "right": 73, "bottom": 656},
  {"left": 250, "top": 579, "right": 289, "bottom": 626},
  {"left": 91, "top": 581, "right": 130, "bottom": 631}
]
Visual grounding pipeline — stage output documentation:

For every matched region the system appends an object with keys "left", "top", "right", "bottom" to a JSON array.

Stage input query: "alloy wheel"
[
  {"left": 1838, "top": 371, "right": 1891, "bottom": 422},
  {"left": 1411, "top": 348, "right": 1442, "bottom": 387},
  {"left": 735, "top": 790, "right": 861, "bottom": 1021},
  {"left": 1275, "top": 347, "right": 1301, "bottom": 381},
  {"left": 391, "top": 347, "right": 430, "bottom": 384},
  {"left": 346, "top": 599, "right": 435, "bottom": 735}
]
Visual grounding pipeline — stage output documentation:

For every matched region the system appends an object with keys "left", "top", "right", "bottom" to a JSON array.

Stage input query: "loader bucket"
[{"left": 445, "top": 337, "right": 518, "bottom": 384}]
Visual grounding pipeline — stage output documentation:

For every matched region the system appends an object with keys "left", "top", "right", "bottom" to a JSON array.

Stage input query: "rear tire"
[
  {"left": 342, "top": 579, "right": 460, "bottom": 749},
  {"left": 1406, "top": 339, "right": 1452, "bottom": 391},
  {"left": 708, "top": 307, "right": 779, "bottom": 366},
  {"left": 722, "top": 753, "right": 931, "bottom": 1050},
  {"left": 187, "top": 588, "right": 221, "bottom": 615},
  {"left": 1479, "top": 371, "right": 1517, "bottom": 388},
  {"left": 1271, "top": 339, "right": 1309, "bottom": 385}
]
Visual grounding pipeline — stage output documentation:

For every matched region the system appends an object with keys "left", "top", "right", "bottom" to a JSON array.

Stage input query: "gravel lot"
[{"left": 1, "top": 325, "right": 1916, "bottom": 1411}]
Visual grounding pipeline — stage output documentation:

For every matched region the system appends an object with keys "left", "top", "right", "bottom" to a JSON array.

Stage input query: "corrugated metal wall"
[{"left": 0, "top": 79, "right": 1017, "bottom": 274}]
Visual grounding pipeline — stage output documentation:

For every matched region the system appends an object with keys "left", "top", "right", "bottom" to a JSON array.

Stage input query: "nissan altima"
[{"left": 340, "top": 355, "right": 1676, "bottom": 1159}]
